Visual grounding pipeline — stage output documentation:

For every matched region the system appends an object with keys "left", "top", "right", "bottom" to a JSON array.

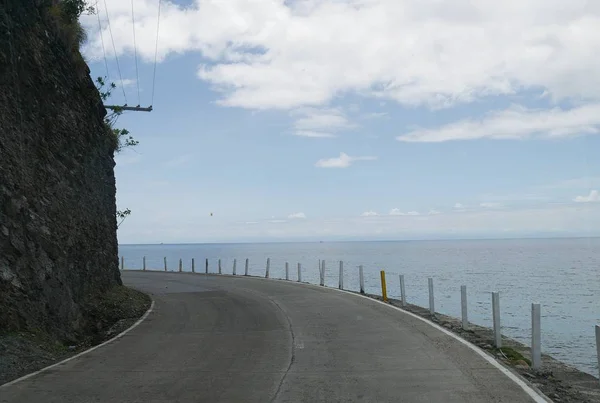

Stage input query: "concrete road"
[{"left": 2, "top": 271, "right": 542, "bottom": 403}]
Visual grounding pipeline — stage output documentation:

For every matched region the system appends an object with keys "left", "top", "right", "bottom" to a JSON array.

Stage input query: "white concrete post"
[
  {"left": 265, "top": 258, "right": 270, "bottom": 278},
  {"left": 428, "top": 278, "right": 434, "bottom": 315},
  {"left": 339, "top": 261, "right": 344, "bottom": 289},
  {"left": 179, "top": 258, "right": 182, "bottom": 272},
  {"left": 492, "top": 292, "right": 502, "bottom": 348},
  {"left": 121, "top": 256, "right": 124, "bottom": 271},
  {"left": 164, "top": 257, "right": 167, "bottom": 272},
  {"left": 205, "top": 258, "right": 208, "bottom": 274},
  {"left": 596, "top": 325, "right": 600, "bottom": 381},
  {"left": 320, "top": 260, "right": 325, "bottom": 286},
  {"left": 359, "top": 265, "right": 365, "bottom": 294},
  {"left": 143, "top": 256, "right": 146, "bottom": 271},
  {"left": 191, "top": 258, "right": 195, "bottom": 273},
  {"left": 461, "top": 285, "right": 468, "bottom": 330},
  {"left": 233, "top": 259, "right": 237, "bottom": 275},
  {"left": 399, "top": 275, "right": 406, "bottom": 306},
  {"left": 297, "top": 263, "right": 302, "bottom": 282},
  {"left": 244, "top": 258, "right": 249, "bottom": 276},
  {"left": 531, "top": 303, "right": 541, "bottom": 370},
  {"left": 285, "top": 262, "right": 289, "bottom": 280},
  {"left": 218, "top": 259, "right": 222, "bottom": 274}
]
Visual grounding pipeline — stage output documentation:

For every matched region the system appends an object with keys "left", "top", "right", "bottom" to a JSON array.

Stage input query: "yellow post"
[{"left": 380, "top": 270, "right": 388, "bottom": 302}]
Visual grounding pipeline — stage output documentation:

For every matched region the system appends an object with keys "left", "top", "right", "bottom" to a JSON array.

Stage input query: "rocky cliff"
[{"left": 0, "top": 0, "right": 122, "bottom": 341}]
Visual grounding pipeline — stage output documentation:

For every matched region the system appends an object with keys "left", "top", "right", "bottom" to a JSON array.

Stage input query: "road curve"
[{"left": 2, "top": 271, "right": 542, "bottom": 403}]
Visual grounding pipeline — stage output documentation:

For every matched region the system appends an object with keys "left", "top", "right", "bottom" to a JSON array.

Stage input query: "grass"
[{"left": 496, "top": 346, "right": 532, "bottom": 366}]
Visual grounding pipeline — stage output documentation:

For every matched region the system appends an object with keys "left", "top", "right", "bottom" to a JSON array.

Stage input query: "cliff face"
[{"left": 0, "top": 0, "right": 122, "bottom": 341}]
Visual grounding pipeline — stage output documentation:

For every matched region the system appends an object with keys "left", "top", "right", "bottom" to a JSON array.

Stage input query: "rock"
[{"left": 0, "top": 1, "right": 120, "bottom": 341}]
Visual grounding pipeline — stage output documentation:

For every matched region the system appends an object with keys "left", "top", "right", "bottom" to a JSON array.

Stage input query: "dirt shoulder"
[
  {"left": 360, "top": 292, "right": 600, "bottom": 403},
  {"left": 0, "top": 286, "right": 151, "bottom": 386}
]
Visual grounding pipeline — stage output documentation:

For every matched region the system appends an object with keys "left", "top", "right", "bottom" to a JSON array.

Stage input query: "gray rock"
[{"left": 0, "top": 1, "right": 121, "bottom": 342}]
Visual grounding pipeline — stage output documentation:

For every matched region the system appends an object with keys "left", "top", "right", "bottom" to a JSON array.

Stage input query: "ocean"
[{"left": 119, "top": 237, "right": 600, "bottom": 377}]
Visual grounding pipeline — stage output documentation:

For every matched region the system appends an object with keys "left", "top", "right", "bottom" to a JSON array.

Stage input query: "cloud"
[
  {"left": 315, "top": 152, "right": 377, "bottom": 168},
  {"left": 291, "top": 107, "right": 354, "bottom": 138},
  {"left": 83, "top": 0, "right": 600, "bottom": 111},
  {"left": 428, "top": 209, "right": 441, "bottom": 215},
  {"left": 397, "top": 104, "right": 600, "bottom": 143},
  {"left": 288, "top": 212, "right": 306, "bottom": 219},
  {"left": 389, "top": 209, "right": 419, "bottom": 216},
  {"left": 293, "top": 131, "right": 336, "bottom": 138},
  {"left": 120, "top": 78, "right": 137, "bottom": 88},
  {"left": 480, "top": 202, "right": 503, "bottom": 208},
  {"left": 118, "top": 202, "right": 600, "bottom": 243},
  {"left": 573, "top": 190, "right": 600, "bottom": 203},
  {"left": 269, "top": 219, "right": 287, "bottom": 223},
  {"left": 361, "top": 211, "right": 378, "bottom": 217},
  {"left": 454, "top": 203, "right": 465, "bottom": 209},
  {"left": 362, "top": 112, "right": 388, "bottom": 119}
]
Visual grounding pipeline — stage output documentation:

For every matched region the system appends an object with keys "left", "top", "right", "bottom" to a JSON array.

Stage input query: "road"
[{"left": 2, "top": 271, "right": 543, "bottom": 402}]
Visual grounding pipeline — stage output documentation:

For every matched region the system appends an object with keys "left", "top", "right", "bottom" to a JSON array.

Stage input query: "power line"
[
  {"left": 131, "top": 0, "right": 141, "bottom": 106},
  {"left": 151, "top": 0, "right": 162, "bottom": 107},
  {"left": 95, "top": 0, "right": 110, "bottom": 82},
  {"left": 103, "top": 0, "right": 128, "bottom": 103}
]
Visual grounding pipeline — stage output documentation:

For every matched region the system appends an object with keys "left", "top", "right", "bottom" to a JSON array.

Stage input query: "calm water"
[{"left": 119, "top": 238, "right": 600, "bottom": 376}]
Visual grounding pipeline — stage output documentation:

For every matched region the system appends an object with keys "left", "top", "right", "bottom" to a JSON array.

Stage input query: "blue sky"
[{"left": 81, "top": 0, "right": 600, "bottom": 243}]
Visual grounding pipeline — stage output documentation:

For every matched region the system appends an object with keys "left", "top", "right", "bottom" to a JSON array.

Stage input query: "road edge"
[{"left": 0, "top": 299, "right": 155, "bottom": 389}]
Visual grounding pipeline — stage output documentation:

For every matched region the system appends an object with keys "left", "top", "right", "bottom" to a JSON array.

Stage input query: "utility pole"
[{"left": 104, "top": 105, "right": 153, "bottom": 112}]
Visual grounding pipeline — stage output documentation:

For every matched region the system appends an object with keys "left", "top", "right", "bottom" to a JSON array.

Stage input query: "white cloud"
[
  {"left": 315, "top": 152, "right": 377, "bottom": 168},
  {"left": 361, "top": 211, "right": 379, "bottom": 217},
  {"left": 291, "top": 107, "right": 354, "bottom": 138},
  {"left": 389, "top": 209, "right": 420, "bottom": 216},
  {"left": 83, "top": 0, "right": 600, "bottom": 112},
  {"left": 573, "top": 190, "right": 600, "bottom": 203},
  {"left": 363, "top": 112, "right": 388, "bottom": 119},
  {"left": 119, "top": 78, "right": 137, "bottom": 88},
  {"left": 398, "top": 104, "right": 600, "bottom": 143},
  {"left": 269, "top": 219, "right": 287, "bottom": 223},
  {"left": 288, "top": 212, "right": 307, "bottom": 219},
  {"left": 118, "top": 203, "right": 600, "bottom": 243},
  {"left": 454, "top": 203, "right": 465, "bottom": 209},
  {"left": 245, "top": 221, "right": 259, "bottom": 225},
  {"left": 480, "top": 202, "right": 503, "bottom": 208},
  {"left": 293, "top": 130, "right": 336, "bottom": 138},
  {"left": 428, "top": 209, "right": 441, "bottom": 215}
]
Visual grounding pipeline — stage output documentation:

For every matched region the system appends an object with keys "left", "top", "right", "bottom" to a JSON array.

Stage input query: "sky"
[{"left": 80, "top": 0, "right": 600, "bottom": 244}]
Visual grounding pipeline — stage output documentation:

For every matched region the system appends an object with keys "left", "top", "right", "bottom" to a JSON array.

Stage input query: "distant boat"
[{"left": 319, "top": 241, "right": 324, "bottom": 243}]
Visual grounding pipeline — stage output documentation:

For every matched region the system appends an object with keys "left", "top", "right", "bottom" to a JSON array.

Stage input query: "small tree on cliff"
[
  {"left": 96, "top": 77, "right": 139, "bottom": 152},
  {"left": 96, "top": 77, "right": 138, "bottom": 228}
]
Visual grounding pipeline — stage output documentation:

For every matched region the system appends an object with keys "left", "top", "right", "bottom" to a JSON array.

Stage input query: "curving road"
[{"left": 2, "top": 271, "right": 543, "bottom": 403}]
